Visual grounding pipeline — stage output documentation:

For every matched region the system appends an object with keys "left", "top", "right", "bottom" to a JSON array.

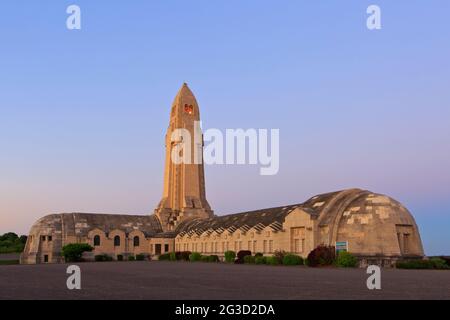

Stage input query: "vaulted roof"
[
  {"left": 30, "top": 213, "right": 163, "bottom": 238},
  {"left": 175, "top": 203, "right": 306, "bottom": 235}
]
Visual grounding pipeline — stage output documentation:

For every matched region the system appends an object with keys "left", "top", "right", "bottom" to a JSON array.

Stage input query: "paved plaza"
[{"left": 0, "top": 261, "right": 449, "bottom": 300}]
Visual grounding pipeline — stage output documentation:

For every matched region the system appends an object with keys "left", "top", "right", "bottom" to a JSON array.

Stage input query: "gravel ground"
[{"left": 0, "top": 261, "right": 449, "bottom": 300}]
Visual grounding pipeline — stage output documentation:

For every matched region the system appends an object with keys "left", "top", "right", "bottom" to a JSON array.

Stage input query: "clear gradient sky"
[{"left": 0, "top": 1, "right": 449, "bottom": 255}]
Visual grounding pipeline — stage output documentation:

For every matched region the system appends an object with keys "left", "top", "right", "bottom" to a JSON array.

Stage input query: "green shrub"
[
  {"left": 176, "top": 251, "right": 192, "bottom": 261},
  {"left": 266, "top": 256, "right": 280, "bottom": 265},
  {"left": 0, "top": 260, "right": 19, "bottom": 265},
  {"left": 336, "top": 251, "right": 358, "bottom": 268},
  {"left": 117, "top": 254, "right": 124, "bottom": 261},
  {"left": 273, "top": 250, "right": 287, "bottom": 264},
  {"left": 244, "top": 255, "right": 256, "bottom": 264},
  {"left": 61, "top": 243, "right": 93, "bottom": 262},
  {"left": 255, "top": 256, "right": 266, "bottom": 265},
  {"left": 201, "top": 255, "right": 210, "bottom": 262},
  {"left": 170, "top": 252, "right": 177, "bottom": 261},
  {"left": 128, "top": 255, "right": 135, "bottom": 261},
  {"left": 224, "top": 250, "right": 236, "bottom": 263},
  {"left": 433, "top": 256, "right": 450, "bottom": 266},
  {"left": 136, "top": 254, "right": 145, "bottom": 261},
  {"left": 189, "top": 252, "right": 202, "bottom": 262},
  {"left": 254, "top": 252, "right": 264, "bottom": 258},
  {"left": 158, "top": 253, "right": 171, "bottom": 261},
  {"left": 94, "top": 255, "right": 104, "bottom": 262},
  {"left": 95, "top": 254, "right": 113, "bottom": 262},
  {"left": 428, "top": 258, "right": 449, "bottom": 269},
  {"left": 306, "top": 245, "right": 335, "bottom": 267},
  {"left": 235, "top": 250, "right": 252, "bottom": 264},
  {"left": 282, "top": 254, "right": 303, "bottom": 266},
  {"left": 396, "top": 258, "right": 449, "bottom": 269},
  {"left": 208, "top": 255, "right": 220, "bottom": 263}
]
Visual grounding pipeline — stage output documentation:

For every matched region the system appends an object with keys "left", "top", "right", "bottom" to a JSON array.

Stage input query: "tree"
[
  {"left": 0, "top": 232, "right": 27, "bottom": 253},
  {"left": 0, "top": 233, "right": 18, "bottom": 242},
  {"left": 61, "top": 243, "right": 93, "bottom": 262}
]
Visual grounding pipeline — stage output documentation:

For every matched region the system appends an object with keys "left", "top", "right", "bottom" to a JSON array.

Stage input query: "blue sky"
[{"left": 0, "top": 1, "right": 449, "bottom": 255}]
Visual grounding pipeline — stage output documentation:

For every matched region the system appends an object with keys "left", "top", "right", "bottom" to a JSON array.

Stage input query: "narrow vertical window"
[
  {"left": 94, "top": 235, "right": 101, "bottom": 246},
  {"left": 114, "top": 236, "right": 121, "bottom": 247}
]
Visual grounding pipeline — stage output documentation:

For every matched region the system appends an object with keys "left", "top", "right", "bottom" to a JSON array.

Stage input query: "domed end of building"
[{"left": 302, "top": 189, "right": 424, "bottom": 265}]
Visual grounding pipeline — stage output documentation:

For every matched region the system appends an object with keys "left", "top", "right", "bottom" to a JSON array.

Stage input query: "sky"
[{"left": 0, "top": 1, "right": 449, "bottom": 255}]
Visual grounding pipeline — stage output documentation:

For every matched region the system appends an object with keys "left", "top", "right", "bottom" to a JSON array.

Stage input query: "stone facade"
[{"left": 20, "top": 84, "right": 424, "bottom": 265}]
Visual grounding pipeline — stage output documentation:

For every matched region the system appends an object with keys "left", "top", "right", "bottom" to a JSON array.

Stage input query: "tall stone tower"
[{"left": 155, "top": 83, "right": 213, "bottom": 231}]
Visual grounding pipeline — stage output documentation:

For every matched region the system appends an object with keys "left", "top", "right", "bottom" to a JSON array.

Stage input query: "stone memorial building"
[{"left": 21, "top": 84, "right": 424, "bottom": 266}]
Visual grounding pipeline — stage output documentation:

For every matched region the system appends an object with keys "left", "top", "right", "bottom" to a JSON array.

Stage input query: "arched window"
[
  {"left": 133, "top": 236, "right": 140, "bottom": 247},
  {"left": 94, "top": 235, "right": 101, "bottom": 246},
  {"left": 114, "top": 236, "right": 121, "bottom": 247}
]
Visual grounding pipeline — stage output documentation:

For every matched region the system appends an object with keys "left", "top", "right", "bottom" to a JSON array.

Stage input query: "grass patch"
[{"left": 0, "top": 260, "right": 20, "bottom": 265}]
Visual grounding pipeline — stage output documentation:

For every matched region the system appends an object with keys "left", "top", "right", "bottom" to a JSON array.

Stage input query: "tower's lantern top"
[{"left": 171, "top": 83, "right": 200, "bottom": 121}]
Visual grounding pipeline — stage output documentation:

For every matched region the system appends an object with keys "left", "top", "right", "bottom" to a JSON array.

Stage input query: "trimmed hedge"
[
  {"left": 189, "top": 252, "right": 202, "bottom": 262},
  {"left": 273, "top": 250, "right": 287, "bottom": 264},
  {"left": 432, "top": 256, "right": 450, "bottom": 266},
  {"left": 282, "top": 254, "right": 303, "bottom": 266},
  {"left": 158, "top": 253, "right": 171, "bottom": 261},
  {"left": 235, "top": 250, "right": 252, "bottom": 264},
  {"left": 208, "top": 255, "right": 220, "bottom": 263},
  {"left": 244, "top": 255, "right": 256, "bottom": 264},
  {"left": 117, "top": 254, "right": 124, "bottom": 261},
  {"left": 396, "top": 258, "right": 449, "bottom": 270},
  {"left": 0, "top": 260, "right": 19, "bottom": 265},
  {"left": 255, "top": 256, "right": 266, "bottom": 265},
  {"left": 95, "top": 254, "right": 113, "bottom": 262},
  {"left": 175, "top": 251, "right": 192, "bottom": 261},
  {"left": 224, "top": 250, "right": 236, "bottom": 263},
  {"left": 128, "top": 255, "right": 135, "bottom": 261},
  {"left": 266, "top": 256, "right": 280, "bottom": 265},
  {"left": 336, "top": 252, "right": 358, "bottom": 268},
  {"left": 170, "top": 252, "right": 177, "bottom": 261},
  {"left": 136, "top": 254, "right": 145, "bottom": 261}
]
